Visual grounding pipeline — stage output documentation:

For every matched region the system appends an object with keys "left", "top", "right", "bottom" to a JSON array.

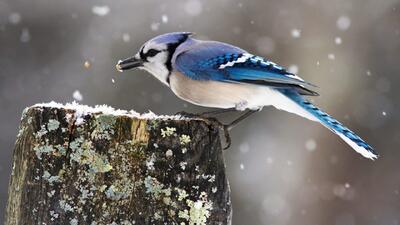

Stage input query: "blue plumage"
[
  {"left": 282, "top": 90, "right": 377, "bottom": 159},
  {"left": 174, "top": 42, "right": 317, "bottom": 95},
  {"left": 116, "top": 32, "right": 378, "bottom": 160}
]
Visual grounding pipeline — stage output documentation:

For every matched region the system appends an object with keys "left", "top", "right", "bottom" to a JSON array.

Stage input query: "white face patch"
[
  {"left": 142, "top": 51, "right": 170, "bottom": 86},
  {"left": 137, "top": 41, "right": 171, "bottom": 86},
  {"left": 142, "top": 41, "right": 167, "bottom": 55}
]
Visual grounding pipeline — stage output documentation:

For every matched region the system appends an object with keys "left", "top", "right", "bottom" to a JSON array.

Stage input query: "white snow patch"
[
  {"left": 72, "top": 90, "right": 83, "bottom": 101},
  {"left": 33, "top": 102, "right": 196, "bottom": 126},
  {"left": 337, "top": 16, "right": 351, "bottom": 31},
  {"left": 92, "top": 5, "right": 110, "bottom": 16}
]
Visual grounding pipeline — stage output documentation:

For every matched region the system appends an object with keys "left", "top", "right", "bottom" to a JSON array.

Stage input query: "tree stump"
[{"left": 5, "top": 103, "right": 231, "bottom": 225}]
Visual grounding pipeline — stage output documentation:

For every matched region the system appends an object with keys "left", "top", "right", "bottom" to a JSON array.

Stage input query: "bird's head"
[{"left": 116, "top": 32, "right": 193, "bottom": 85}]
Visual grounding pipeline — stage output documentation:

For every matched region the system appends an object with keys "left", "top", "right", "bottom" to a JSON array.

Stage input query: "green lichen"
[
  {"left": 69, "top": 137, "right": 112, "bottom": 175},
  {"left": 69, "top": 218, "right": 78, "bottom": 225},
  {"left": 49, "top": 210, "right": 59, "bottom": 220},
  {"left": 34, "top": 144, "right": 54, "bottom": 159},
  {"left": 42, "top": 171, "right": 60, "bottom": 185},
  {"left": 104, "top": 177, "right": 134, "bottom": 201},
  {"left": 59, "top": 200, "right": 74, "bottom": 212},
  {"left": 47, "top": 190, "right": 56, "bottom": 198},
  {"left": 176, "top": 188, "right": 189, "bottom": 201},
  {"left": 148, "top": 120, "right": 160, "bottom": 130},
  {"left": 91, "top": 114, "right": 116, "bottom": 140},
  {"left": 35, "top": 125, "right": 48, "bottom": 138},
  {"left": 47, "top": 119, "right": 60, "bottom": 132},
  {"left": 144, "top": 176, "right": 164, "bottom": 198},
  {"left": 179, "top": 134, "right": 191, "bottom": 145},
  {"left": 179, "top": 192, "right": 213, "bottom": 225},
  {"left": 161, "top": 127, "right": 176, "bottom": 137}
]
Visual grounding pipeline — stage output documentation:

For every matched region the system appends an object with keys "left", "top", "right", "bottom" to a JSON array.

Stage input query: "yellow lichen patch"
[
  {"left": 161, "top": 127, "right": 176, "bottom": 137},
  {"left": 131, "top": 119, "right": 149, "bottom": 144}
]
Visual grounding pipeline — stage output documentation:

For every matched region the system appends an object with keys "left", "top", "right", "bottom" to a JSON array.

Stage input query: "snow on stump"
[{"left": 5, "top": 103, "right": 231, "bottom": 225}]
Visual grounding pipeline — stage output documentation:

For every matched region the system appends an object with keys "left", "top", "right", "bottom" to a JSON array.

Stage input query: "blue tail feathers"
[{"left": 282, "top": 90, "right": 378, "bottom": 160}]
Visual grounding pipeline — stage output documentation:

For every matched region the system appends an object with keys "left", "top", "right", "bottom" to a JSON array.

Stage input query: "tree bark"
[{"left": 5, "top": 103, "right": 231, "bottom": 225}]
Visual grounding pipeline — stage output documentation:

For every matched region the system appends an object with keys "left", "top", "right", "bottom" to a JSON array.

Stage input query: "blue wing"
[{"left": 174, "top": 41, "right": 318, "bottom": 96}]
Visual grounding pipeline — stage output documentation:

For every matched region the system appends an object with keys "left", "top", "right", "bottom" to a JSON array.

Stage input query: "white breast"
[{"left": 168, "top": 72, "right": 316, "bottom": 121}]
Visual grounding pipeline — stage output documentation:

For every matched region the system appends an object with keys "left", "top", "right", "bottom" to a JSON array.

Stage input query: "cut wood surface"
[{"left": 5, "top": 103, "right": 231, "bottom": 225}]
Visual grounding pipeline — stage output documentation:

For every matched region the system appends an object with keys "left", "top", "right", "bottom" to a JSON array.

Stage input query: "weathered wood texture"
[{"left": 5, "top": 104, "right": 231, "bottom": 225}]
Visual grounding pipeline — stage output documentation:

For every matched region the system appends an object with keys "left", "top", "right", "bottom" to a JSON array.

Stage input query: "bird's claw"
[
  {"left": 175, "top": 111, "right": 232, "bottom": 150},
  {"left": 222, "top": 124, "right": 232, "bottom": 150},
  {"left": 205, "top": 119, "right": 232, "bottom": 150}
]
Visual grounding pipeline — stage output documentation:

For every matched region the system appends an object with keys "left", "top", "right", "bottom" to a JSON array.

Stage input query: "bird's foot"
[
  {"left": 202, "top": 118, "right": 232, "bottom": 150},
  {"left": 175, "top": 111, "right": 232, "bottom": 150},
  {"left": 222, "top": 124, "right": 232, "bottom": 150}
]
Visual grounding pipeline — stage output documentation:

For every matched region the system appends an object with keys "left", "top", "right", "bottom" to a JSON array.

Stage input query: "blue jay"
[{"left": 116, "top": 32, "right": 377, "bottom": 160}]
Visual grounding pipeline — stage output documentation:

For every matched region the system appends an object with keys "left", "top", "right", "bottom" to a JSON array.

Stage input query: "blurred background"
[{"left": 1, "top": 0, "right": 400, "bottom": 224}]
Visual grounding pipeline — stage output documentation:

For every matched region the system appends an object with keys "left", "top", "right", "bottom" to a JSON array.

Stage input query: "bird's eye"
[{"left": 146, "top": 49, "right": 160, "bottom": 57}]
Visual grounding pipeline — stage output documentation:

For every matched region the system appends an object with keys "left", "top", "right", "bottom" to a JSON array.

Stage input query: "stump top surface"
[{"left": 32, "top": 101, "right": 196, "bottom": 122}]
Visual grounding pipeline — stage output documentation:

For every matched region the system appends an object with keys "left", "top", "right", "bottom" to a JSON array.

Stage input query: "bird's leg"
[
  {"left": 226, "top": 110, "right": 258, "bottom": 131},
  {"left": 221, "top": 109, "right": 259, "bottom": 150}
]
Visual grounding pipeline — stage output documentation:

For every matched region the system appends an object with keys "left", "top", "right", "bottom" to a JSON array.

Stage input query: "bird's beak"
[{"left": 116, "top": 57, "right": 144, "bottom": 72}]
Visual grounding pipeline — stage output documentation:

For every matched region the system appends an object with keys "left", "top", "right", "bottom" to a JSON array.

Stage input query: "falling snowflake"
[
  {"left": 84, "top": 61, "right": 91, "bottom": 68},
  {"left": 335, "top": 37, "right": 342, "bottom": 45},
  {"left": 240, "top": 163, "right": 245, "bottom": 170},
  {"left": 328, "top": 53, "right": 336, "bottom": 60},
  {"left": 291, "top": 29, "right": 301, "bottom": 38},
  {"left": 122, "top": 33, "right": 131, "bottom": 42},
  {"left": 73, "top": 90, "right": 83, "bottom": 101},
  {"left": 161, "top": 15, "right": 168, "bottom": 23},
  {"left": 337, "top": 16, "right": 351, "bottom": 31},
  {"left": 151, "top": 22, "right": 160, "bottom": 31},
  {"left": 239, "top": 142, "right": 250, "bottom": 154},
  {"left": 92, "top": 5, "right": 110, "bottom": 16},
  {"left": 305, "top": 139, "right": 317, "bottom": 152},
  {"left": 184, "top": 0, "right": 203, "bottom": 16},
  {"left": 20, "top": 28, "right": 31, "bottom": 43},
  {"left": 255, "top": 36, "right": 275, "bottom": 55},
  {"left": 288, "top": 65, "right": 299, "bottom": 74},
  {"left": 9, "top": 12, "right": 21, "bottom": 25}
]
